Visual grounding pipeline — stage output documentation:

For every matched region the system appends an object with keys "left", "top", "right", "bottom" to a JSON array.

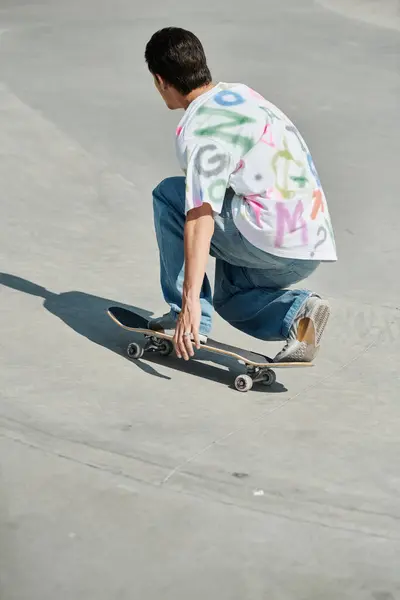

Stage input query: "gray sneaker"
[
  {"left": 273, "top": 295, "right": 331, "bottom": 363},
  {"left": 148, "top": 313, "right": 208, "bottom": 344}
]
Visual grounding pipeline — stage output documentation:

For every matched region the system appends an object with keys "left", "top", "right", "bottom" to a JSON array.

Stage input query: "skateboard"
[{"left": 107, "top": 306, "right": 313, "bottom": 392}]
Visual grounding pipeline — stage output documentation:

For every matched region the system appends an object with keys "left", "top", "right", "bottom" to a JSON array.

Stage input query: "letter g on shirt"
[{"left": 184, "top": 141, "right": 233, "bottom": 214}]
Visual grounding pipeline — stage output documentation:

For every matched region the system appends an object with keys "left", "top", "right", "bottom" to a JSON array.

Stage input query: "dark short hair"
[{"left": 145, "top": 27, "right": 212, "bottom": 95}]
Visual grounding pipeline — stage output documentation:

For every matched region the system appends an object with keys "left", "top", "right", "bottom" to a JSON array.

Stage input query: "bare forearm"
[{"left": 183, "top": 204, "right": 214, "bottom": 302}]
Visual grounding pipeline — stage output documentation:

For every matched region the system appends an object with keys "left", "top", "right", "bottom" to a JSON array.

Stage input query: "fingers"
[
  {"left": 177, "top": 334, "right": 192, "bottom": 361},
  {"left": 174, "top": 328, "right": 191, "bottom": 361},
  {"left": 173, "top": 307, "right": 202, "bottom": 359},
  {"left": 175, "top": 329, "right": 188, "bottom": 361},
  {"left": 192, "top": 328, "right": 201, "bottom": 350},
  {"left": 173, "top": 325, "right": 196, "bottom": 361},
  {"left": 173, "top": 329, "right": 183, "bottom": 359},
  {"left": 183, "top": 332, "right": 194, "bottom": 359}
]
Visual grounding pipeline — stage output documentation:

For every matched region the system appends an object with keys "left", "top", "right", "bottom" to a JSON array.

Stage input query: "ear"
[{"left": 155, "top": 74, "right": 168, "bottom": 90}]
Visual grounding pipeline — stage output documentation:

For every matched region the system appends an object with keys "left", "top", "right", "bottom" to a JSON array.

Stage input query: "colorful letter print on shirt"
[{"left": 175, "top": 82, "right": 337, "bottom": 261}]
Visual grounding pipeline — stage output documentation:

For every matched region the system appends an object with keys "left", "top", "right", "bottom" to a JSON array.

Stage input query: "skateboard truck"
[
  {"left": 127, "top": 335, "right": 174, "bottom": 360},
  {"left": 235, "top": 366, "right": 276, "bottom": 392}
]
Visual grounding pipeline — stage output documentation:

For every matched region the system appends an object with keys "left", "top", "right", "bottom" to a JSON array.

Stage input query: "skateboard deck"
[{"left": 107, "top": 306, "right": 312, "bottom": 392}]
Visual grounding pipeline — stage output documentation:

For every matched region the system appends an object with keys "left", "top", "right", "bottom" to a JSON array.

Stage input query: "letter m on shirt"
[{"left": 275, "top": 200, "right": 308, "bottom": 248}]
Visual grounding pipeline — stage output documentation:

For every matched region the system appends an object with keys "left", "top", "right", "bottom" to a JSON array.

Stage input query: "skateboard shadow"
[{"left": 0, "top": 273, "right": 286, "bottom": 393}]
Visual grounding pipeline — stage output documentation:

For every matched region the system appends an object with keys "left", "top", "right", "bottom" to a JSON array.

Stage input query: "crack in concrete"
[
  {"left": 2, "top": 428, "right": 399, "bottom": 543},
  {"left": 161, "top": 341, "right": 377, "bottom": 485}
]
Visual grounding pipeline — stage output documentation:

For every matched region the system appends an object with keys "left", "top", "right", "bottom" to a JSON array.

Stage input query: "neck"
[{"left": 183, "top": 82, "right": 215, "bottom": 109}]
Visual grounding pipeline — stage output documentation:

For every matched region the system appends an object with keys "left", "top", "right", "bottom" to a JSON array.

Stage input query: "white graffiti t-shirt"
[{"left": 175, "top": 82, "right": 337, "bottom": 261}]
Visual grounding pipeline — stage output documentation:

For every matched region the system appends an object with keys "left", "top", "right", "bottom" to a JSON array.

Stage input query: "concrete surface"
[
  {"left": 1, "top": 1, "right": 400, "bottom": 598},
  {"left": 318, "top": 0, "right": 400, "bottom": 31}
]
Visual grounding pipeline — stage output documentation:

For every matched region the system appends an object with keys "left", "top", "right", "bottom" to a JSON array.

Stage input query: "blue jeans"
[{"left": 153, "top": 177, "right": 319, "bottom": 341}]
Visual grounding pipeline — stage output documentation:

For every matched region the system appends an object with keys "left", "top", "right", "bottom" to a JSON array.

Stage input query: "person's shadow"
[{"left": 0, "top": 272, "right": 286, "bottom": 392}]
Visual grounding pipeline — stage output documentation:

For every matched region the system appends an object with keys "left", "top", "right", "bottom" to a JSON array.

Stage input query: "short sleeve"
[{"left": 184, "top": 141, "right": 233, "bottom": 215}]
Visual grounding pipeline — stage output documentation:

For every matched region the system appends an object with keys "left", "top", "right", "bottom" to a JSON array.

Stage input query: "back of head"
[{"left": 145, "top": 27, "right": 212, "bottom": 95}]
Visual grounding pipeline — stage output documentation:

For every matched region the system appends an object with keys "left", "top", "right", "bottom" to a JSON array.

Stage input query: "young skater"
[{"left": 144, "top": 27, "right": 337, "bottom": 361}]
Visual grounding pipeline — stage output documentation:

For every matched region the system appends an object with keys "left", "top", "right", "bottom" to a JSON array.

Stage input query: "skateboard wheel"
[
  {"left": 262, "top": 370, "right": 276, "bottom": 386},
  {"left": 234, "top": 374, "right": 253, "bottom": 392},
  {"left": 126, "top": 342, "right": 144, "bottom": 359},
  {"left": 159, "top": 340, "right": 174, "bottom": 357}
]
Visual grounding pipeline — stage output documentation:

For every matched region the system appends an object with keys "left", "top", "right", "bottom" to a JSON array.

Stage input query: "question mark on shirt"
[{"left": 311, "top": 226, "right": 327, "bottom": 257}]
